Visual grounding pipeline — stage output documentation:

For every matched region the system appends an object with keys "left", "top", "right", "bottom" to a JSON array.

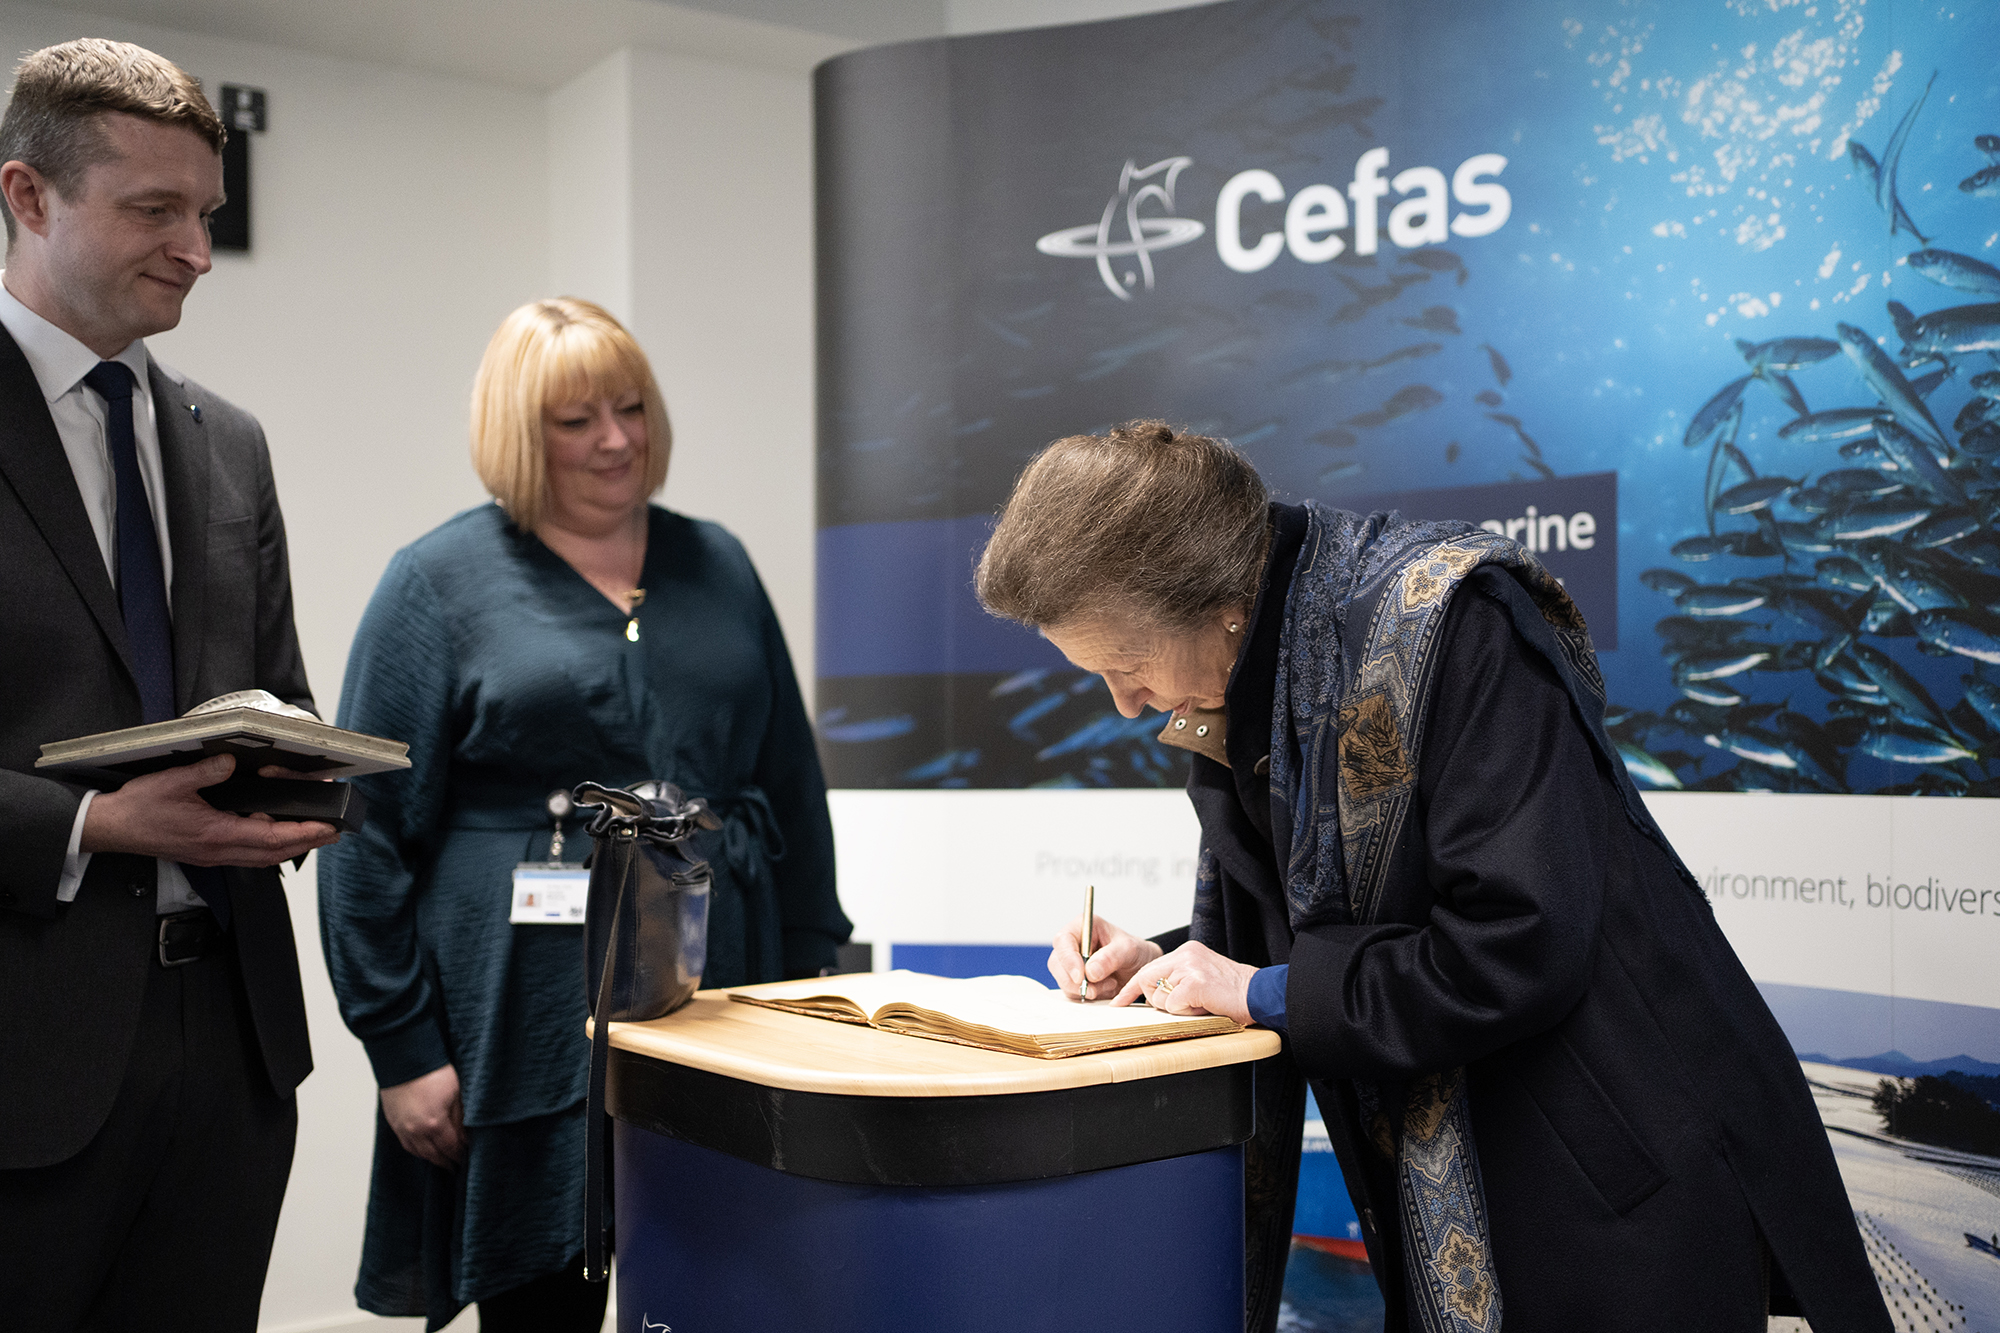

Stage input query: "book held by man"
[
  {"left": 36, "top": 689, "right": 410, "bottom": 780},
  {"left": 728, "top": 970, "right": 1242, "bottom": 1059}
]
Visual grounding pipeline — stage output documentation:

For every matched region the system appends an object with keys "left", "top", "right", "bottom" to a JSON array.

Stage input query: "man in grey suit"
[{"left": 0, "top": 39, "right": 340, "bottom": 1328}]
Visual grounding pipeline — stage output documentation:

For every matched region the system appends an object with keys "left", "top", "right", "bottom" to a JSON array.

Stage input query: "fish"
[
  {"left": 1616, "top": 741, "right": 1684, "bottom": 790},
  {"left": 1480, "top": 343, "right": 1512, "bottom": 386},
  {"left": 1319, "top": 459, "right": 1364, "bottom": 483},
  {"left": 1871, "top": 420, "right": 1965, "bottom": 506},
  {"left": 1715, "top": 475, "right": 1799, "bottom": 515},
  {"left": 1975, "top": 370, "right": 2000, "bottom": 392},
  {"left": 1036, "top": 711, "right": 1164, "bottom": 760},
  {"left": 1907, "top": 509, "right": 1984, "bottom": 548},
  {"left": 1685, "top": 376, "right": 1753, "bottom": 448},
  {"left": 1277, "top": 358, "right": 1365, "bottom": 386},
  {"left": 1474, "top": 389, "right": 1504, "bottom": 407},
  {"left": 1444, "top": 442, "right": 1461, "bottom": 464},
  {"left": 1816, "top": 556, "right": 1874, "bottom": 593},
  {"left": 1772, "top": 520, "right": 1837, "bottom": 554},
  {"left": 1313, "top": 427, "right": 1359, "bottom": 449},
  {"left": 1821, "top": 500, "right": 1933, "bottom": 542},
  {"left": 1906, "top": 248, "right": 2000, "bottom": 297},
  {"left": 1767, "top": 587, "right": 1860, "bottom": 639},
  {"left": 1980, "top": 133, "right": 2000, "bottom": 159},
  {"left": 901, "top": 749, "right": 981, "bottom": 782},
  {"left": 1678, "top": 585, "right": 1767, "bottom": 617},
  {"left": 989, "top": 668, "right": 1052, "bottom": 697},
  {"left": 1907, "top": 366, "right": 1951, "bottom": 399},
  {"left": 1837, "top": 323, "right": 1953, "bottom": 459},
  {"left": 1672, "top": 532, "right": 1757, "bottom": 561},
  {"left": 1880, "top": 71, "right": 1935, "bottom": 241},
  {"left": 1344, "top": 384, "right": 1443, "bottom": 429},
  {"left": 1674, "top": 650, "right": 1772, "bottom": 681},
  {"left": 1488, "top": 412, "right": 1546, "bottom": 459},
  {"left": 1007, "top": 693, "right": 1070, "bottom": 737},
  {"left": 1284, "top": 61, "right": 1359, "bottom": 96},
  {"left": 1838, "top": 438, "right": 1892, "bottom": 466},
  {"left": 1655, "top": 615, "right": 1756, "bottom": 650},
  {"left": 1678, "top": 679, "right": 1746, "bottom": 707},
  {"left": 1848, "top": 641, "right": 1953, "bottom": 730},
  {"left": 1961, "top": 424, "right": 2000, "bottom": 457},
  {"left": 1077, "top": 326, "right": 1183, "bottom": 381},
  {"left": 1331, "top": 270, "right": 1430, "bottom": 321},
  {"left": 1847, "top": 140, "right": 1929, "bottom": 244},
  {"left": 1816, "top": 468, "right": 1906, "bottom": 498},
  {"left": 1365, "top": 343, "right": 1444, "bottom": 372},
  {"left": 1779, "top": 408, "right": 1886, "bottom": 443},
  {"left": 1400, "top": 249, "right": 1468, "bottom": 285},
  {"left": 820, "top": 714, "right": 917, "bottom": 743},
  {"left": 1890, "top": 300, "right": 2000, "bottom": 363},
  {"left": 1736, "top": 337, "right": 1841, "bottom": 370},
  {"left": 1858, "top": 546, "right": 1966, "bottom": 613},
  {"left": 1763, "top": 372, "right": 1812, "bottom": 419},
  {"left": 1639, "top": 568, "right": 1697, "bottom": 596},
  {"left": 1227, "top": 418, "right": 1283, "bottom": 445},
  {"left": 1961, "top": 163, "right": 2000, "bottom": 198},
  {"left": 1402, "top": 306, "right": 1461, "bottom": 335},
  {"left": 1861, "top": 596, "right": 1912, "bottom": 635},
  {"left": 1858, "top": 723, "right": 1976, "bottom": 765},
  {"left": 1964, "top": 675, "right": 2000, "bottom": 730},
  {"left": 1953, "top": 396, "right": 2000, "bottom": 432},
  {"left": 1913, "top": 609, "right": 2000, "bottom": 664}
]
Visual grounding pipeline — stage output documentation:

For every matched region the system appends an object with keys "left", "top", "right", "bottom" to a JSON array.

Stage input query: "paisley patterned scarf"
[{"left": 1197, "top": 503, "right": 1613, "bottom": 1333}]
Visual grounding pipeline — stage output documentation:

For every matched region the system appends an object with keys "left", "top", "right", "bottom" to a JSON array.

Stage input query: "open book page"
[{"left": 729, "top": 970, "right": 1241, "bottom": 1058}]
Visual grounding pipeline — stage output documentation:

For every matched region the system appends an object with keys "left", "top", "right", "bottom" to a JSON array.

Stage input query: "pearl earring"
[{"left": 1227, "top": 621, "right": 1240, "bottom": 633}]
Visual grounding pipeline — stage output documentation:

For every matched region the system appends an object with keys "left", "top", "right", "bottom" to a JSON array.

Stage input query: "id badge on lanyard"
[{"left": 511, "top": 788, "right": 589, "bottom": 925}]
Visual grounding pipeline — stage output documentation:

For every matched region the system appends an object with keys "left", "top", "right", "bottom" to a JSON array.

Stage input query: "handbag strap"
[{"left": 583, "top": 822, "right": 635, "bottom": 1284}]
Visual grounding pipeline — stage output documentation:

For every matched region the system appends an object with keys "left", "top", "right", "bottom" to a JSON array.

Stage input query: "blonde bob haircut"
[{"left": 470, "top": 297, "right": 671, "bottom": 532}]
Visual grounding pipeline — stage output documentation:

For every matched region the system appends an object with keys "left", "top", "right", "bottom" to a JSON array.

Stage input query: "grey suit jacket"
[{"left": 0, "top": 323, "right": 315, "bottom": 1170}]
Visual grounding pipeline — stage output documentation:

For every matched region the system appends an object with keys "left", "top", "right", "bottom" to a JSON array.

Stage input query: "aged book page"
[{"left": 728, "top": 970, "right": 1240, "bottom": 1058}]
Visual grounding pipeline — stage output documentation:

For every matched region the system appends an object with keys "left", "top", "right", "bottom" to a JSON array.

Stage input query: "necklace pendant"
[{"left": 625, "top": 618, "right": 640, "bottom": 642}]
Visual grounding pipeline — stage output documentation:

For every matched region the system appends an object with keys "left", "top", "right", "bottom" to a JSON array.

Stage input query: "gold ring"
[{"left": 1155, "top": 977, "right": 1175, "bottom": 994}]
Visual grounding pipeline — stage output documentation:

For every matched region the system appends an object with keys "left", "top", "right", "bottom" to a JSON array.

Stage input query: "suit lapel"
[
  {"left": 0, "top": 322, "right": 141, "bottom": 686},
  {"left": 153, "top": 362, "right": 209, "bottom": 712}
]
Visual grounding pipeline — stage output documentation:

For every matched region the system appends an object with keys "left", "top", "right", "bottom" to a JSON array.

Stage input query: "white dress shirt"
[{"left": 0, "top": 274, "right": 201, "bottom": 914}]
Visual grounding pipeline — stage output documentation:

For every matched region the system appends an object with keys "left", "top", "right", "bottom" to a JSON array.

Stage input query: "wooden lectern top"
[{"left": 606, "top": 989, "right": 1283, "bottom": 1098}]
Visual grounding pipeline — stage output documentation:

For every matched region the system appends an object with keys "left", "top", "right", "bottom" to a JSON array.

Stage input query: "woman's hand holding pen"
[{"left": 1049, "top": 914, "right": 1160, "bottom": 1002}]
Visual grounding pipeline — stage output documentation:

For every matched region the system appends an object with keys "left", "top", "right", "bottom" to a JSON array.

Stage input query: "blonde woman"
[{"left": 319, "top": 298, "right": 848, "bottom": 1329}]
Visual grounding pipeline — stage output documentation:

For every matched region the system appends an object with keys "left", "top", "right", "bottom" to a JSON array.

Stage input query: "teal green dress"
[{"left": 318, "top": 503, "right": 848, "bottom": 1324}]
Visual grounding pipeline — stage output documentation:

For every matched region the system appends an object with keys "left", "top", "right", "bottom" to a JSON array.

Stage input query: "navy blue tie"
[
  {"left": 84, "top": 362, "right": 230, "bottom": 926},
  {"left": 84, "top": 361, "right": 174, "bottom": 723}
]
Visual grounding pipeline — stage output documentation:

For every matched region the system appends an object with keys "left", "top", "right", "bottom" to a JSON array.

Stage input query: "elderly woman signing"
[{"left": 976, "top": 422, "right": 1887, "bottom": 1333}]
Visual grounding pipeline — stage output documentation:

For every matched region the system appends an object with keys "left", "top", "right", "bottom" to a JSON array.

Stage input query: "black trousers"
[{"left": 0, "top": 924, "right": 296, "bottom": 1331}]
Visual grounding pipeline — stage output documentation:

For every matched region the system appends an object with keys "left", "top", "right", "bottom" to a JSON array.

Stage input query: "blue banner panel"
[
  {"left": 818, "top": 517, "right": 1069, "bottom": 678},
  {"left": 816, "top": 0, "right": 2000, "bottom": 799},
  {"left": 889, "top": 942, "right": 1056, "bottom": 985}
]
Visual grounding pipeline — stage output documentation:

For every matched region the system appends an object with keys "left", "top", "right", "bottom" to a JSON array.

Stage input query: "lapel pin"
[{"left": 187, "top": 403, "right": 202, "bottom": 422}]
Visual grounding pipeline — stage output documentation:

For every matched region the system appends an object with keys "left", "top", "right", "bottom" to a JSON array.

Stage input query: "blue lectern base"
[{"left": 614, "top": 1124, "right": 1246, "bottom": 1333}]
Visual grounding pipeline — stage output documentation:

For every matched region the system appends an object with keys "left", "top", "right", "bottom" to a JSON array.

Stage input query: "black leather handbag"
[{"left": 573, "top": 780, "right": 718, "bottom": 1283}]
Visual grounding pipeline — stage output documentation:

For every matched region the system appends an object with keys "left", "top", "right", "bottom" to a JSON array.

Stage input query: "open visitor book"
[
  {"left": 728, "top": 970, "right": 1241, "bottom": 1059},
  {"left": 37, "top": 689, "right": 409, "bottom": 780}
]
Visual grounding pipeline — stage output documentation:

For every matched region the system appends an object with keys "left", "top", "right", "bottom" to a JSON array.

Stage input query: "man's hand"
[
  {"left": 380, "top": 1064, "right": 466, "bottom": 1169},
  {"left": 80, "top": 753, "right": 339, "bottom": 866}
]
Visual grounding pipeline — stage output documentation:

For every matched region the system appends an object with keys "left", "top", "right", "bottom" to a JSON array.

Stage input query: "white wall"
[
  {"left": 0, "top": 0, "right": 1210, "bottom": 1326},
  {"left": 546, "top": 45, "right": 820, "bottom": 694},
  {"left": 0, "top": 5, "right": 546, "bottom": 1329}
]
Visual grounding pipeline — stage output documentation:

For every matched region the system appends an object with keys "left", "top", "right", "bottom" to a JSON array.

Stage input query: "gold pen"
[{"left": 1080, "top": 883, "right": 1095, "bottom": 1002}]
